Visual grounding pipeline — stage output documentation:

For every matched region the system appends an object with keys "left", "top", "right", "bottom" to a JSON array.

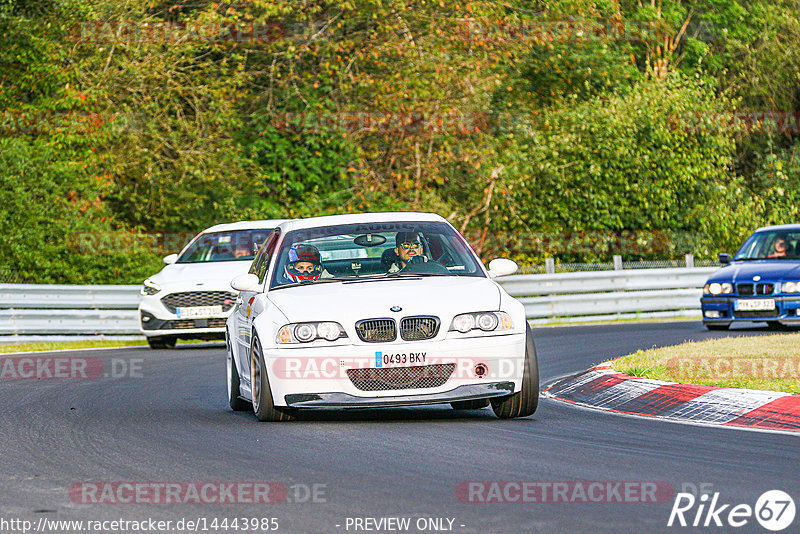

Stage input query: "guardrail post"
[
  {"left": 685, "top": 254, "right": 694, "bottom": 268},
  {"left": 613, "top": 255, "right": 622, "bottom": 271},
  {"left": 545, "top": 258, "right": 555, "bottom": 274}
]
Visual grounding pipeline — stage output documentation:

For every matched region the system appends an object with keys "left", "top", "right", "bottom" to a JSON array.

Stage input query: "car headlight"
[
  {"left": 450, "top": 312, "right": 513, "bottom": 333},
  {"left": 276, "top": 322, "right": 347, "bottom": 344},
  {"left": 140, "top": 278, "right": 161, "bottom": 295},
  {"left": 782, "top": 281, "right": 800, "bottom": 293},
  {"left": 721, "top": 283, "right": 733, "bottom": 294},
  {"left": 706, "top": 282, "right": 733, "bottom": 295}
]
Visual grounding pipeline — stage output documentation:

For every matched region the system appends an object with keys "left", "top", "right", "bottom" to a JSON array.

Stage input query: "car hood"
[
  {"left": 268, "top": 276, "right": 501, "bottom": 324},
  {"left": 712, "top": 261, "right": 800, "bottom": 282},
  {"left": 149, "top": 261, "right": 252, "bottom": 287}
]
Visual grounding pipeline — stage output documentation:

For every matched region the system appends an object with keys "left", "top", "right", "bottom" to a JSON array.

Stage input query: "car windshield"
[
  {"left": 270, "top": 221, "right": 485, "bottom": 289},
  {"left": 177, "top": 229, "right": 276, "bottom": 263},
  {"left": 734, "top": 230, "right": 800, "bottom": 260}
]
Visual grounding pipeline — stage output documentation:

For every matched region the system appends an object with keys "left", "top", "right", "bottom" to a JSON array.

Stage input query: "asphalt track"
[{"left": 0, "top": 321, "right": 797, "bottom": 534}]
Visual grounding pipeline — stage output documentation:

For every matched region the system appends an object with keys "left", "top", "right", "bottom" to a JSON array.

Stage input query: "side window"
[{"left": 250, "top": 230, "right": 280, "bottom": 284}]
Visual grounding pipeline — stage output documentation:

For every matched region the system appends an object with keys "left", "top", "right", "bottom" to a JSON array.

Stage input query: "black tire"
[
  {"left": 451, "top": 399, "right": 491, "bottom": 410},
  {"left": 250, "top": 335, "right": 295, "bottom": 422},
  {"left": 766, "top": 321, "right": 790, "bottom": 331},
  {"left": 147, "top": 336, "right": 177, "bottom": 349},
  {"left": 227, "top": 336, "right": 250, "bottom": 411},
  {"left": 705, "top": 324, "right": 730, "bottom": 331},
  {"left": 491, "top": 323, "right": 539, "bottom": 419}
]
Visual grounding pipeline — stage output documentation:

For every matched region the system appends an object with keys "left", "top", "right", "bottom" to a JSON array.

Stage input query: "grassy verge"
[
  {"left": 531, "top": 315, "right": 699, "bottom": 327},
  {"left": 0, "top": 338, "right": 220, "bottom": 354},
  {"left": 612, "top": 333, "right": 800, "bottom": 394},
  {"left": 0, "top": 339, "right": 148, "bottom": 353}
]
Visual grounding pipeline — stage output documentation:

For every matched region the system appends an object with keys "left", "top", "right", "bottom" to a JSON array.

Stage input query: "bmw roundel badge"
[{"left": 390, "top": 306, "right": 402, "bottom": 312}]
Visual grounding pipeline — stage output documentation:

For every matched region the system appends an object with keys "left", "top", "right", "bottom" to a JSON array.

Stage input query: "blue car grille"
[{"left": 736, "top": 283, "right": 774, "bottom": 296}]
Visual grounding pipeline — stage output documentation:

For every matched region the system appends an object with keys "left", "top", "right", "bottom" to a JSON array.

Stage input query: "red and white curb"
[{"left": 543, "top": 363, "right": 800, "bottom": 433}]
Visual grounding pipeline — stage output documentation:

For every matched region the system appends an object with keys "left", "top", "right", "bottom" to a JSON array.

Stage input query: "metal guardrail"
[
  {"left": 0, "top": 284, "right": 141, "bottom": 309},
  {"left": 0, "top": 266, "right": 719, "bottom": 337},
  {"left": 0, "top": 284, "right": 142, "bottom": 336},
  {"left": 499, "top": 267, "right": 718, "bottom": 324}
]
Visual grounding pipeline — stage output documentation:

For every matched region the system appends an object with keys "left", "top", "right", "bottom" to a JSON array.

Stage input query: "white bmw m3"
[{"left": 225, "top": 212, "right": 538, "bottom": 421}]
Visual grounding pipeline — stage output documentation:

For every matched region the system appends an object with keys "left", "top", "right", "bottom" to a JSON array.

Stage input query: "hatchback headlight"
[
  {"left": 450, "top": 312, "right": 513, "bottom": 333},
  {"left": 276, "top": 322, "right": 347, "bottom": 344},
  {"left": 140, "top": 278, "right": 161, "bottom": 295},
  {"left": 782, "top": 281, "right": 800, "bottom": 293}
]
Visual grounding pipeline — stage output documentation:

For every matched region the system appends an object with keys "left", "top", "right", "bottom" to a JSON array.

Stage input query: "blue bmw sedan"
[{"left": 701, "top": 224, "right": 800, "bottom": 330}]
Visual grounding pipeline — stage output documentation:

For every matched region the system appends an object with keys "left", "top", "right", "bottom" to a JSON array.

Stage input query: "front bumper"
[
  {"left": 285, "top": 382, "right": 514, "bottom": 408},
  {"left": 264, "top": 332, "right": 526, "bottom": 407},
  {"left": 139, "top": 294, "right": 234, "bottom": 338},
  {"left": 700, "top": 296, "right": 800, "bottom": 325}
]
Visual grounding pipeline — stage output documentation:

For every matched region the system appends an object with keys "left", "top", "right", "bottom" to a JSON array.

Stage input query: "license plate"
[
  {"left": 376, "top": 351, "right": 427, "bottom": 367},
  {"left": 734, "top": 299, "right": 775, "bottom": 311},
  {"left": 175, "top": 305, "right": 222, "bottom": 318}
]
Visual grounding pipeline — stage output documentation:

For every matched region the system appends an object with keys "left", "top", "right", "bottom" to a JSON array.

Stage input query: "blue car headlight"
[
  {"left": 704, "top": 282, "right": 733, "bottom": 295},
  {"left": 781, "top": 281, "right": 800, "bottom": 293}
]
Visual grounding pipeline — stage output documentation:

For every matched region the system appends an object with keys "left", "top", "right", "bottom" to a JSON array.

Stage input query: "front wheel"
[
  {"left": 147, "top": 336, "right": 177, "bottom": 349},
  {"left": 766, "top": 321, "right": 790, "bottom": 331},
  {"left": 491, "top": 323, "right": 539, "bottom": 419},
  {"left": 250, "top": 336, "right": 295, "bottom": 422}
]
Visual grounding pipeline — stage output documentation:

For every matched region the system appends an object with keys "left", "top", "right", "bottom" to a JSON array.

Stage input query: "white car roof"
[
  {"left": 277, "top": 212, "right": 449, "bottom": 232},
  {"left": 200, "top": 219, "right": 291, "bottom": 233},
  {"left": 755, "top": 223, "right": 800, "bottom": 233}
]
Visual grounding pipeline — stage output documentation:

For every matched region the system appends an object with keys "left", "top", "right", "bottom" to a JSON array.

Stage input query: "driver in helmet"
[{"left": 283, "top": 243, "right": 324, "bottom": 283}]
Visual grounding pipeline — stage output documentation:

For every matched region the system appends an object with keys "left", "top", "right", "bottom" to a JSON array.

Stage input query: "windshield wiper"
[
  {"left": 384, "top": 272, "right": 452, "bottom": 278},
  {"left": 736, "top": 257, "right": 797, "bottom": 261}
]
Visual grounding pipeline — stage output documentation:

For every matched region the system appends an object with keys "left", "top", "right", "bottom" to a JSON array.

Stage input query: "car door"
[{"left": 236, "top": 230, "right": 280, "bottom": 377}]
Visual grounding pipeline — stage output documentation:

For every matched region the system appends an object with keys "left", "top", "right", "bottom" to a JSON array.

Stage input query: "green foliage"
[{"left": 1, "top": 0, "right": 800, "bottom": 282}]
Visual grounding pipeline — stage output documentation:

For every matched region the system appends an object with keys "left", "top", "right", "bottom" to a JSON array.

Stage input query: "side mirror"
[
  {"left": 163, "top": 253, "right": 178, "bottom": 265},
  {"left": 231, "top": 273, "right": 260, "bottom": 292},
  {"left": 719, "top": 253, "right": 731, "bottom": 265},
  {"left": 488, "top": 258, "right": 518, "bottom": 278}
]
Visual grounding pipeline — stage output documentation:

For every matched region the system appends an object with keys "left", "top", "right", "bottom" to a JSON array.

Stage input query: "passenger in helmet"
[{"left": 283, "top": 244, "right": 324, "bottom": 283}]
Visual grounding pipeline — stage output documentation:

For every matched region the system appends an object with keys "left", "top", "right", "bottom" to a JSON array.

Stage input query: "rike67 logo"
[{"left": 668, "top": 489, "right": 796, "bottom": 531}]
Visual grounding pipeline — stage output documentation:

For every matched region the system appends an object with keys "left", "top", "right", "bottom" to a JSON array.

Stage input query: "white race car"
[
  {"left": 225, "top": 212, "right": 538, "bottom": 421},
  {"left": 139, "top": 220, "right": 287, "bottom": 349}
]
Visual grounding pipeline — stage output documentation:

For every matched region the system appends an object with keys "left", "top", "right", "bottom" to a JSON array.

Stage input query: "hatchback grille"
[
  {"left": 161, "top": 291, "right": 237, "bottom": 313},
  {"left": 168, "top": 318, "right": 227, "bottom": 329},
  {"left": 355, "top": 319, "right": 396, "bottom": 342},
  {"left": 346, "top": 363, "right": 455, "bottom": 391},
  {"left": 399, "top": 316, "right": 440, "bottom": 341}
]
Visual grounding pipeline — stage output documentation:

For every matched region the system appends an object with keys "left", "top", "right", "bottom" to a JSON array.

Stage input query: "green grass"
[
  {"left": 612, "top": 333, "right": 800, "bottom": 394},
  {"left": 0, "top": 338, "right": 222, "bottom": 354},
  {"left": 0, "top": 339, "right": 148, "bottom": 354},
  {"left": 531, "top": 315, "right": 700, "bottom": 327}
]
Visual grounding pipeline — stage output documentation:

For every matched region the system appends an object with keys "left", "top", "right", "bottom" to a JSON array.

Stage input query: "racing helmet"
[{"left": 284, "top": 244, "right": 323, "bottom": 283}]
